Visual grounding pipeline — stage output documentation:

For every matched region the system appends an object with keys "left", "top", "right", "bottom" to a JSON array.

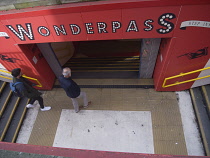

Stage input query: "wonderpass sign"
[{"left": 4, "top": 12, "right": 176, "bottom": 42}]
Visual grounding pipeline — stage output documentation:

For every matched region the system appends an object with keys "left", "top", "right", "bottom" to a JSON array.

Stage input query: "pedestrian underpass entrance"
[
  {"left": 52, "top": 39, "right": 141, "bottom": 79},
  {"left": 1, "top": 1, "right": 209, "bottom": 91},
  {"left": 36, "top": 38, "right": 161, "bottom": 79}
]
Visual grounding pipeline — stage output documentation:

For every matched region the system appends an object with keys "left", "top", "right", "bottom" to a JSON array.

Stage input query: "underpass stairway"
[
  {"left": 190, "top": 84, "right": 210, "bottom": 156},
  {"left": 0, "top": 80, "right": 29, "bottom": 143},
  {"left": 64, "top": 56, "right": 140, "bottom": 78}
]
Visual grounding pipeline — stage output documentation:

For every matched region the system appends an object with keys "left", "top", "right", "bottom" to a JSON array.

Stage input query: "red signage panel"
[
  {"left": 2, "top": 16, "right": 55, "bottom": 44},
  {"left": 81, "top": 9, "right": 123, "bottom": 40},
  {"left": 44, "top": 13, "right": 87, "bottom": 42},
  {"left": 173, "top": 4, "right": 210, "bottom": 38},
  {"left": 122, "top": 7, "right": 180, "bottom": 39},
  {"left": 1, "top": 7, "right": 180, "bottom": 44}
]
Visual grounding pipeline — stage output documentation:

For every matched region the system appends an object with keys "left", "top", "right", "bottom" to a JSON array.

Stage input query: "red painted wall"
[
  {"left": 0, "top": 22, "right": 55, "bottom": 90},
  {"left": 18, "top": 44, "right": 55, "bottom": 90},
  {"left": 154, "top": 4, "right": 210, "bottom": 91},
  {"left": 0, "top": 0, "right": 210, "bottom": 90}
]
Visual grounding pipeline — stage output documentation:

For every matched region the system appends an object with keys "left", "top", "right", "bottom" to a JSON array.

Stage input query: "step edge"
[
  {"left": 71, "top": 70, "right": 139, "bottom": 72},
  {"left": 190, "top": 88, "right": 210, "bottom": 156},
  {"left": 0, "top": 82, "right": 7, "bottom": 94},
  {"left": 0, "top": 91, "right": 13, "bottom": 117},
  {"left": 0, "top": 97, "right": 21, "bottom": 141},
  {"left": 12, "top": 99, "right": 30, "bottom": 143},
  {"left": 201, "top": 86, "right": 210, "bottom": 115}
]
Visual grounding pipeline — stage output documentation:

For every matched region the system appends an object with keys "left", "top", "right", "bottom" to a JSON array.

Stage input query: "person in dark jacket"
[
  {"left": 11, "top": 68, "right": 51, "bottom": 111},
  {"left": 58, "top": 67, "right": 91, "bottom": 113}
]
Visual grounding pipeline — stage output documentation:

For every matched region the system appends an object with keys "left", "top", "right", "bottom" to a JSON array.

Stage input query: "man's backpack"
[{"left": 9, "top": 82, "right": 24, "bottom": 97}]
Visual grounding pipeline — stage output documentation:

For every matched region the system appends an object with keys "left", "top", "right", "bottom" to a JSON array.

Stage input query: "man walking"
[
  {"left": 11, "top": 68, "right": 51, "bottom": 111},
  {"left": 58, "top": 67, "right": 91, "bottom": 113}
]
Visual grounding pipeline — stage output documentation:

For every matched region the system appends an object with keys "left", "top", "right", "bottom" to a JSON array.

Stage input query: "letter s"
[{"left": 156, "top": 13, "right": 176, "bottom": 34}]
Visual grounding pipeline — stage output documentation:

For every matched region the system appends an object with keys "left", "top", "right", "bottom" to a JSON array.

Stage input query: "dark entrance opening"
[
  {"left": 51, "top": 39, "right": 141, "bottom": 79},
  {"left": 36, "top": 38, "right": 161, "bottom": 80}
]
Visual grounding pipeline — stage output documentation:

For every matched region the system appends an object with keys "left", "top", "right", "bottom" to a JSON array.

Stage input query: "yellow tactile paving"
[
  {"left": 27, "top": 81, "right": 187, "bottom": 155},
  {"left": 54, "top": 79, "right": 154, "bottom": 86},
  {"left": 152, "top": 111, "right": 183, "bottom": 126},
  {"left": 153, "top": 125, "right": 185, "bottom": 141},
  {"left": 154, "top": 140, "right": 187, "bottom": 155}
]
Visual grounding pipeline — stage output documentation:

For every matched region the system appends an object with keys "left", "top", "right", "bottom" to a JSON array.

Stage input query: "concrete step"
[
  {"left": 0, "top": 81, "right": 7, "bottom": 93},
  {"left": 64, "top": 56, "right": 140, "bottom": 74},
  {"left": 201, "top": 85, "right": 210, "bottom": 117},
  {"left": 0, "top": 93, "right": 19, "bottom": 141},
  {"left": 3, "top": 97, "right": 29, "bottom": 142},
  {"left": 190, "top": 87, "right": 210, "bottom": 156},
  {"left": 0, "top": 81, "right": 29, "bottom": 143},
  {"left": 0, "top": 82, "right": 12, "bottom": 117}
]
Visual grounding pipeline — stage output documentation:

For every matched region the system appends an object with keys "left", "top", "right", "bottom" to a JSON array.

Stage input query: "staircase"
[
  {"left": 190, "top": 85, "right": 210, "bottom": 156},
  {"left": 64, "top": 56, "right": 140, "bottom": 78},
  {"left": 0, "top": 80, "right": 29, "bottom": 143}
]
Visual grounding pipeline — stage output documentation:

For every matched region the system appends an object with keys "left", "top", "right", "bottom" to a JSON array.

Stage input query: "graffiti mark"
[
  {"left": 0, "top": 54, "right": 23, "bottom": 63},
  {"left": 38, "top": 53, "right": 44, "bottom": 59},
  {"left": 177, "top": 47, "right": 208, "bottom": 60}
]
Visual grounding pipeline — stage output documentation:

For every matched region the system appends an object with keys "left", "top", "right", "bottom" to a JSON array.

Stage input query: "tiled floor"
[{"left": 27, "top": 79, "right": 187, "bottom": 155}]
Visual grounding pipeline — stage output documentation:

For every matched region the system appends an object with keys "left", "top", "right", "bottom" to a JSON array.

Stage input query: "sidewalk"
[{"left": 16, "top": 79, "right": 202, "bottom": 155}]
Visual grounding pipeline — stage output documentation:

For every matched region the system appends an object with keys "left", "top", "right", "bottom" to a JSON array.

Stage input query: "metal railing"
[
  {"left": 0, "top": 70, "right": 42, "bottom": 87},
  {"left": 162, "top": 67, "right": 210, "bottom": 88}
]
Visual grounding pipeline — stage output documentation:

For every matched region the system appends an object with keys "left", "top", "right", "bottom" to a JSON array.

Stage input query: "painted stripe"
[
  {"left": 176, "top": 91, "right": 204, "bottom": 156},
  {"left": 12, "top": 99, "right": 30, "bottom": 143},
  {"left": 0, "top": 97, "right": 20, "bottom": 141},
  {"left": 0, "top": 82, "right": 6, "bottom": 94},
  {"left": 0, "top": 91, "right": 12, "bottom": 117}
]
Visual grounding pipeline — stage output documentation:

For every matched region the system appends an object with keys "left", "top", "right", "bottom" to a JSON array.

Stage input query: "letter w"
[{"left": 6, "top": 23, "right": 34, "bottom": 41}]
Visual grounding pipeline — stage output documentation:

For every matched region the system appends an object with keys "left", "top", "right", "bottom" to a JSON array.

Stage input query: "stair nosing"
[
  {"left": 12, "top": 99, "right": 30, "bottom": 143},
  {"left": 190, "top": 88, "right": 210, "bottom": 156},
  {"left": 0, "top": 82, "right": 7, "bottom": 94},
  {"left": 202, "top": 86, "right": 210, "bottom": 115},
  {"left": 0, "top": 91, "right": 13, "bottom": 117},
  {"left": 0, "top": 97, "right": 20, "bottom": 141}
]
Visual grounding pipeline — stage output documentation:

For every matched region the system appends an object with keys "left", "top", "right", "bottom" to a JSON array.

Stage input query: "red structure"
[
  {"left": 0, "top": 142, "right": 209, "bottom": 158},
  {"left": 0, "top": 0, "right": 210, "bottom": 91}
]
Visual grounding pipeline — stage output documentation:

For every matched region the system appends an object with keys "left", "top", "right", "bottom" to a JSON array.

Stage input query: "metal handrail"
[
  {"left": 0, "top": 70, "right": 42, "bottom": 87},
  {"left": 162, "top": 67, "right": 210, "bottom": 88}
]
